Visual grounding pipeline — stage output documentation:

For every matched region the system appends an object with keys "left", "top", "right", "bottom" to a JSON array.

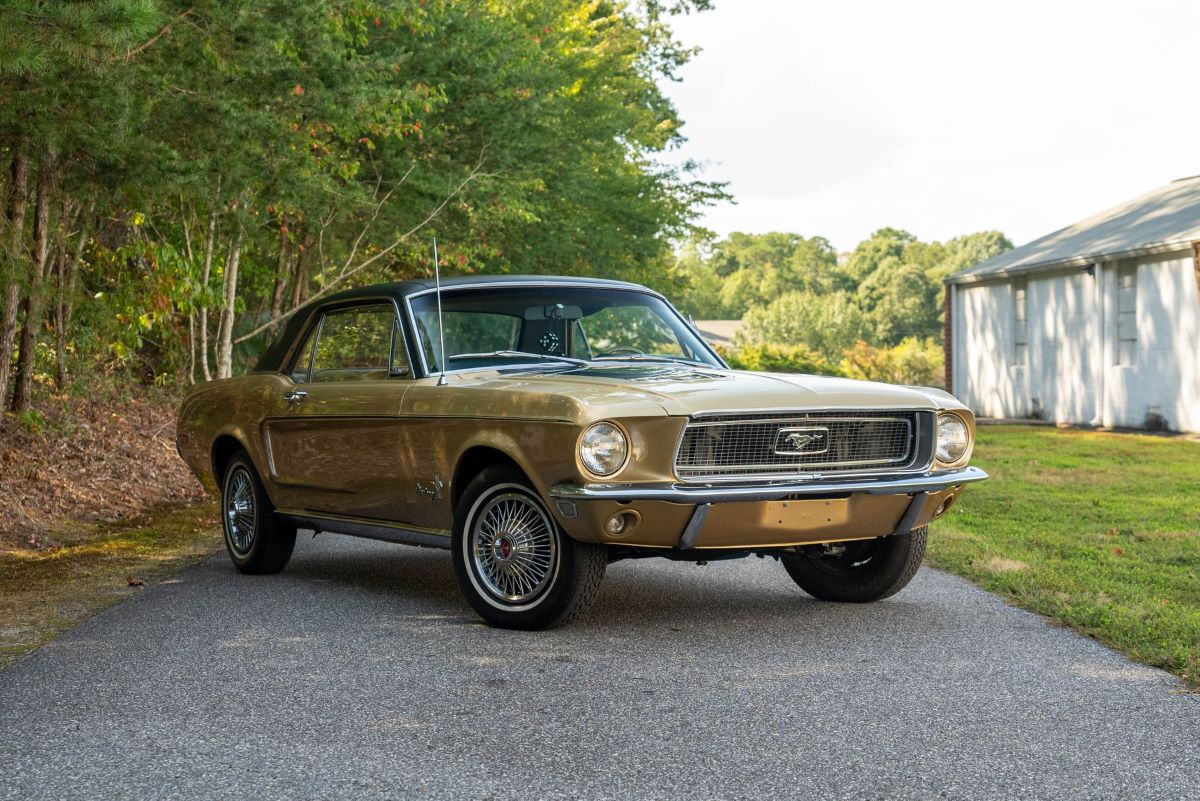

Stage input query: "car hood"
[{"left": 454, "top": 363, "right": 960, "bottom": 418}]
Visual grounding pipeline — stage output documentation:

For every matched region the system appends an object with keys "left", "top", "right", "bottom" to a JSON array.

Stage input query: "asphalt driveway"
[{"left": 1, "top": 534, "right": 1197, "bottom": 800}]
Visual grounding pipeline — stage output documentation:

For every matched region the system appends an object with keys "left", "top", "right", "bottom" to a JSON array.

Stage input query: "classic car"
[{"left": 176, "top": 276, "right": 987, "bottom": 629}]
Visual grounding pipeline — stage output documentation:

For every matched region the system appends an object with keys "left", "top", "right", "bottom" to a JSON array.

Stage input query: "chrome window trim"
[
  {"left": 283, "top": 295, "right": 412, "bottom": 385},
  {"left": 401, "top": 282, "right": 727, "bottom": 379}
]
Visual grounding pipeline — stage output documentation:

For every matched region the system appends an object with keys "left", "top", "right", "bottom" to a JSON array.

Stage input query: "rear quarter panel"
[{"left": 176, "top": 373, "right": 292, "bottom": 500}]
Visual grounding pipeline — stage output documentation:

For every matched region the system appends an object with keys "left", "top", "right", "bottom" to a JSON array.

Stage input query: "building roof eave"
[{"left": 944, "top": 239, "right": 1198, "bottom": 285}]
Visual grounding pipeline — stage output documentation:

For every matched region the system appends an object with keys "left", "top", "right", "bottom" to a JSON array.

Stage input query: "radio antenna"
[{"left": 433, "top": 237, "right": 448, "bottom": 386}]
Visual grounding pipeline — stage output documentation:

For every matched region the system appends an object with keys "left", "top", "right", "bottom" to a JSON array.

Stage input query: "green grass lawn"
[{"left": 928, "top": 424, "right": 1200, "bottom": 688}]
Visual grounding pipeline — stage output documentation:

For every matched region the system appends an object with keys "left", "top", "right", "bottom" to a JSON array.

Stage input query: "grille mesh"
[{"left": 675, "top": 411, "right": 917, "bottom": 480}]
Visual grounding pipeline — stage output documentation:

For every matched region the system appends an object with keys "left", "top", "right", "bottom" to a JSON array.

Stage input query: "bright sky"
[{"left": 662, "top": 0, "right": 1200, "bottom": 251}]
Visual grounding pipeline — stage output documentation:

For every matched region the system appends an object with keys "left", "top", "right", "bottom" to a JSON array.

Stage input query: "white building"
[{"left": 946, "top": 177, "right": 1200, "bottom": 432}]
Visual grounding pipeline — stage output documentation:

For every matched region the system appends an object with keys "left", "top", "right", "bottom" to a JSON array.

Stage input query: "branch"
[
  {"left": 232, "top": 158, "right": 486, "bottom": 345},
  {"left": 336, "top": 163, "right": 413, "bottom": 279},
  {"left": 124, "top": 7, "right": 195, "bottom": 61}
]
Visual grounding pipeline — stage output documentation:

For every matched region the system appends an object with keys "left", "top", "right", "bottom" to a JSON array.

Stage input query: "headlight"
[
  {"left": 936, "top": 413, "right": 970, "bottom": 464},
  {"left": 579, "top": 422, "right": 628, "bottom": 476}
]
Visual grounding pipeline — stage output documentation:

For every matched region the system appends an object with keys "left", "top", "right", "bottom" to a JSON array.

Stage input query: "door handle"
[{"left": 283, "top": 390, "right": 308, "bottom": 403}]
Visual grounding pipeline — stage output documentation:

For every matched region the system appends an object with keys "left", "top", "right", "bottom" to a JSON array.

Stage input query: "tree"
[
  {"left": 1, "top": 0, "right": 727, "bottom": 400},
  {"left": 839, "top": 227, "right": 916, "bottom": 285},
  {"left": 857, "top": 261, "right": 940, "bottom": 344},
  {"left": 0, "top": 0, "right": 163, "bottom": 408},
  {"left": 739, "top": 290, "right": 871, "bottom": 361}
]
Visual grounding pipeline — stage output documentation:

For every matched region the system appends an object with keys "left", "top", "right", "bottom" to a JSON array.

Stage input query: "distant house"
[
  {"left": 694, "top": 320, "right": 743, "bottom": 348},
  {"left": 945, "top": 177, "right": 1200, "bottom": 432}
]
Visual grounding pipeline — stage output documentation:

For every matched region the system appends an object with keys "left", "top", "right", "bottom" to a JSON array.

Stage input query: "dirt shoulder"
[
  {"left": 0, "top": 393, "right": 206, "bottom": 547},
  {"left": 0, "top": 392, "right": 220, "bottom": 668},
  {"left": 0, "top": 503, "right": 220, "bottom": 668}
]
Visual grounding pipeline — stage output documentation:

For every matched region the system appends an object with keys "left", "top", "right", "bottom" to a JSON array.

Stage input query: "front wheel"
[
  {"left": 452, "top": 465, "right": 606, "bottom": 629},
  {"left": 781, "top": 526, "right": 927, "bottom": 602}
]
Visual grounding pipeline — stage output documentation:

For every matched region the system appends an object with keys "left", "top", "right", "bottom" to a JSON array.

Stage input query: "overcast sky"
[{"left": 661, "top": 0, "right": 1200, "bottom": 251}]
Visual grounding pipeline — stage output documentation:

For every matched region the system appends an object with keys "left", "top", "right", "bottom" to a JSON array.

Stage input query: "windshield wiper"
[
  {"left": 592, "top": 353, "right": 711, "bottom": 367},
  {"left": 446, "top": 350, "right": 589, "bottom": 367}
]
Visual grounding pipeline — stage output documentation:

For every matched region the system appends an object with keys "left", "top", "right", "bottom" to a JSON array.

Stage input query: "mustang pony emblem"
[{"left": 774, "top": 427, "right": 830, "bottom": 456}]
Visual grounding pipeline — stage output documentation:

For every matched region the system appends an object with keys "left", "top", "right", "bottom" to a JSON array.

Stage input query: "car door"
[{"left": 264, "top": 301, "right": 414, "bottom": 521}]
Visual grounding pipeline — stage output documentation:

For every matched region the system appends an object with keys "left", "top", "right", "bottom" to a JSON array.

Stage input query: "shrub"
[
  {"left": 838, "top": 337, "right": 944, "bottom": 387},
  {"left": 718, "top": 343, "right": 842, "bottom": 376}
]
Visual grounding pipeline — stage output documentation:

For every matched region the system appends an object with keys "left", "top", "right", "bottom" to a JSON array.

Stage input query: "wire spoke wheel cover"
[
  {"left": 224, "top": 466, "right": 257, "bottom": 555},
  {"left": 467, "top": 489, "right": 559, "bottom": 609}
]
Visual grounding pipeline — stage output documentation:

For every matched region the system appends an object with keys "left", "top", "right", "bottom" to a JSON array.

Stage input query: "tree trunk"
[
  {"left": 53, "top": 214, "right": 86, "bottom": 390},
  {"left": 0, "top": 148, "right": 30, "bottom": 408},
  {"left": 53, "top": 248, "right": 69, "bottom": 389},
  {"left": 215, "top": 232, "right": 241, "bottom": 380},
  {"left": 180, "top": 211, "right": 195, "bottom": 387},
  {"left": 199, "top": 210, "right": 217, "bottom": 381},
  {"left": 290, "top": 232, "right": 310, "bottom": 309},
  {"left": 11, "top": 153, "right": 55, "bottom": 412},
  {"left": 270, "top": 224, "right": 289, "bottom": 319},
  {"left": 186, "top": 310, "right": 195, "bottom": 385}
]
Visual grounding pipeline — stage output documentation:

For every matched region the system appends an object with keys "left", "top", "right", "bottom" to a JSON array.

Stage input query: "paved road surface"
[{"left": 2, "top": 534, "right": 1197, "bottom": 800}]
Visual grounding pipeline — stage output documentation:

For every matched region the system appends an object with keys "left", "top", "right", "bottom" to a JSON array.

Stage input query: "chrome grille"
[{"left": 674, "top": 411, "right": 919, "bottom": 481}]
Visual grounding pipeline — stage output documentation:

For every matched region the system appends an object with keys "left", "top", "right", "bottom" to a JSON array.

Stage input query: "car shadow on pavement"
[{"left": 276, "top": 539, "right": 939, "bottom": 636}]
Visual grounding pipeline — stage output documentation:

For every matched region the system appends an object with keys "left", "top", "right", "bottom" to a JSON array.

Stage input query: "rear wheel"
[
  {"left": 452, "top": 465, "right": 606, "bottom": 629},
  {"left": 220, "top": 451, "right": 296, "bottom": 575},
  {"left": 781, "top": 526, "right": 927, "bottom": 602}
]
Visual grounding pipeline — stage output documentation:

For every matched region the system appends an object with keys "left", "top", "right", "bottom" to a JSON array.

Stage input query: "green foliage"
[
  {"left": 15, "top": 408, "right": 46, "bottom": 434},
  {"left": 739, "top": 290, "right": 870, "bottom": 362},
  {"left": 671, "top": 228, "right": 1012, "bottom": 372},
  {"left": 838, "top": 337, "right": 944, "bottom": 386},
  {"left": 718, "top": 338, "right": 943, "bottom": 387},
  {"left": 0, "top": 0, "right": 728, "bottom": 395},
  {"left": 718, "top": 343, "right": 840, "bottom": 376},
  {"left": 672, "top": 231, "right": 839, "bottom": 318}
]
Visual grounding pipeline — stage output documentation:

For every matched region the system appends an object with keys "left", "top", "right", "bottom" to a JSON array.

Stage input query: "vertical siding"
[
  {"left": 1103, "top": 252, "right": 1200, "bottom": 431},
  {"left": 1027, "top": 270, "right": 1097, "bottom": 424},
  {"left": 953, "top": 249, "right": 1200, "bottom": 432},
  {"left": 958, "top": 281, "right": 1019, "bottom": 418}
]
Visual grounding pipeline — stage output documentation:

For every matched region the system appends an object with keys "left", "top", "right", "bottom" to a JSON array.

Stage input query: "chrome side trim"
[
  {"left": 548, "top": 466, "right": 988, "bottom": 504},
  {"left": 277, "top": 510, "right": 451, "bottom": 550}
]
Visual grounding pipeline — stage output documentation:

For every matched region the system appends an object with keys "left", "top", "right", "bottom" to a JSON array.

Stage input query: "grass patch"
[
  {"left": 928, "top": 425, "right": 1200, "bottom": 688},
  {"left": 0, "top": 502, "right": 220, "bottom": 669}
]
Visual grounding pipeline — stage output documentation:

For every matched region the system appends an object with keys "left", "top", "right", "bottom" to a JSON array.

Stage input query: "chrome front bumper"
[{"left": 549, "top": 466, "right": 988, "bottom": 505}]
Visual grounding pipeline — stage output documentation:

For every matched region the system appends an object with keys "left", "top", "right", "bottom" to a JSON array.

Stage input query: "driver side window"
[{"left": 289, "top": 304, "right": 409, "bottom": 383}]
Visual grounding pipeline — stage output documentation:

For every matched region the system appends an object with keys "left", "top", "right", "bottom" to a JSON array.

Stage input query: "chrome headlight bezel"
[
  {"left": 935, "top": 412, "right": 972, "bottom": 466},
  {"left": 578, "top": 421, "right": 629, "bottom": 478}
]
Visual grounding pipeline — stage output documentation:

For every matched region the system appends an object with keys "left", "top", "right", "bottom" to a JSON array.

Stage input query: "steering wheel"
[{"left": 594, "top": 346, "right": 645, "bottom": 357}]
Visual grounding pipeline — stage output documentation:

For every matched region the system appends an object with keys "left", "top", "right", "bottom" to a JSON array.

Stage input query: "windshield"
[{"left": 409, "top": 285, "right": 722, "bottom": 373}]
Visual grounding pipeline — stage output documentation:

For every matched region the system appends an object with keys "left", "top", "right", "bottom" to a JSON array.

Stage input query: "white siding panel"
[
  {"left": 958, "top": 282, "right": 1022, "bottom": 418},
  {"left": 1104, "top": 252, "right": 1200, "bottom": 431},
  {"left": 1027, "top": 271, "right": 1098, "bottom": 424},
  {"left": 954, "top": 249, "right": 1200, "bottom": 432}
]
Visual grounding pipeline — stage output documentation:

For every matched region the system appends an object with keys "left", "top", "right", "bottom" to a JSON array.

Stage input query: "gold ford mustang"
[{"left": 177, "top": 276, "right": 986, "bottom": 629}]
